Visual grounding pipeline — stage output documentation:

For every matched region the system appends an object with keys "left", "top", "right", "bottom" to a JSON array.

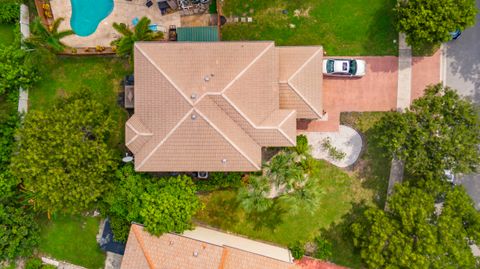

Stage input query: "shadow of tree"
[
  {"left": 246, "top": 201, "right": 286, "bottom": 231},
  {"left": 318, "top": 201, "right": 370, "bottom": 269}
]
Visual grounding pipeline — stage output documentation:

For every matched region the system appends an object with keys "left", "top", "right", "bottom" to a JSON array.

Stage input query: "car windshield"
[
  {"left": 349, "top": 60, "right": 357, "bottom": 74},
  {"left": 326, "top": 60, "right": 335, "bottom": 73}
]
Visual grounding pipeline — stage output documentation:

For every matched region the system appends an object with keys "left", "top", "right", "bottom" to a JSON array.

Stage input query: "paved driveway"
[
  {"left": 444, "top": 0, "right": 480, "bottom": 102},
  {"left": 300, "top": 54, "right": 440, "bottom": 132}
]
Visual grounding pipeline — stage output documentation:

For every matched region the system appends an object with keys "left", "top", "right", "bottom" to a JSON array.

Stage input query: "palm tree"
[
  {"left": 264, "top": 152, "right": 304, "bottom": 191},
  {"left": 111, "top": 17, "right": 163, "bottom": 61},
  {"left": 237, "top": 175, "right": 273, "bottom": 213},
  {"left": 281, "top": 180, "right": 323, "bottom": 215},
  {"left": 26, "top": 17, "right": 74, "bottom": 53}
]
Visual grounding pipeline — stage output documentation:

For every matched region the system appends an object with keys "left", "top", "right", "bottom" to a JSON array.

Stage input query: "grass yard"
[
  {"left": 196, "top": 112, "right": 391, "bottom": 268},
  {"left": 37, "top": 214, "right": 105, "bottom": 269},
  {"left": 220, "top": 0, "right": 398, "bottom": 56},
  {"left": 29, "top": 56, "right": 130, "bottom": 151},
  {"left": 0, "top": 24, "right": 15, "bottom": 45},
  {"left": 196, "top": 161, "right": 379, "bottom": 268}
]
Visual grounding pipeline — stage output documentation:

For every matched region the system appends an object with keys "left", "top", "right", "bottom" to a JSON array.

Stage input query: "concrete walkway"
[
  {"left": 396, "top": 33, "right": 412, "bottom": 110},
  {"left": 19, "top": 4, "right": 29, "bottom": 114}
]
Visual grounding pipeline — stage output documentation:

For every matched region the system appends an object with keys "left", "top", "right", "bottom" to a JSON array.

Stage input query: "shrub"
[
  {"left": 25, "top": 258, "right": 43, "bottom": 269},
  {"left": 321, "top": 138, "right": 346, "bottom": 161},
  {"left": 195, "top": 172, "right": 244, "bottom": 192},
  {"left": 0, "top": 2, "right": 19, "bottom": 24},
  {"left": 314, "top": 237, "right": 332, "bottom": 260},
  {"left": 289, "top": 241, "right": 305, "bottom": 260},
  {"left": 294, "top": 135, "right": 310, "bottom": 156},
  {"left": 209, "top": 0, "right": 217, "bottom": 14}
]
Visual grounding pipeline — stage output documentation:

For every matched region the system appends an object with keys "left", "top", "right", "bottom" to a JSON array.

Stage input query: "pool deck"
[{"left": 50, "top": 0, "right": 181, "bottom": 47}]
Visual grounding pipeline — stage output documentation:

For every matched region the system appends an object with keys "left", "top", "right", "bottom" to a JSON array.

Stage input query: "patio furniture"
[
  {"left": 148, "top": 24, "right": 158, "bottom": 32},
  {"left": 132, "top": 17, "right": 139, "bottom": 26},
  {"left": 158, "top": 0, "right": 169, "bottom": 15},
  {"left": 146, "top": 0, "right": 153, "bottom": 7},
  {"left": 168, "top": 25, "right": 177, "bottom": 41}
]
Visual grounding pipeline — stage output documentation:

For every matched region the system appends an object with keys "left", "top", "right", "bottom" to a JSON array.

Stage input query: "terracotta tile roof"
[
  {"left": 121, "top": 224, "right": 297, "bottom": 269},
  {"left": 126, "top": 42, "right": 323, "bottom": 172},
  {"left": 278, "top": 47, "right": 324, "bottom": 119}
]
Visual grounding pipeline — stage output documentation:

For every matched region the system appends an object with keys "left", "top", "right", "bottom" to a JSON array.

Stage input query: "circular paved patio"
[{"left": 303, "top": 125, "right": 363, "bottom": 168}]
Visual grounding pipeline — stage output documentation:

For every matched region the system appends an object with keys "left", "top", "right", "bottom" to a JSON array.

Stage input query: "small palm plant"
[
  {"left": 237, "top": 175, "right": 273, "bottom": 213},
  {"left": 111, "top": 17, "right": 163, "bottom": 61},
  {"left": 26, "top": 17, "right": 74, "bottom": 53}
]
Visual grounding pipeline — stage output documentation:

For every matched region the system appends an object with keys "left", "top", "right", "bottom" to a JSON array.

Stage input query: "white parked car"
[{"left": 322, "top": 58, "right": 366, "bottom": 77}]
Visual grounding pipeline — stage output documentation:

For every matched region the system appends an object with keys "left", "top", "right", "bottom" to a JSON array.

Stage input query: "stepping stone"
[
  {"left": 241, "top": 17, "right": 246, "bottom": 22},
  {"left": 233, "top": 17, "right": 239, "bottom": 22},
  {"left": 247, "top": 17, "right": 253, "bottom": 22}
]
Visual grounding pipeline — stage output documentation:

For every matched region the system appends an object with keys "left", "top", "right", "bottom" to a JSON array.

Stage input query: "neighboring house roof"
[
  {"left": 121, "top": 224, "right": 296, "bottom": 269},
  {"left": 126, "top": 42, "right": 323, "bottom": 172}
]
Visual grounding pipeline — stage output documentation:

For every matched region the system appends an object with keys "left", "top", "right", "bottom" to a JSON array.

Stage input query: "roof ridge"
[
  {"left": 219, "top": 94, "right": 295, "bottom": 145},
  {"left": 286, "top": 48, "right": 324, "bottom": 118},
  {"left": 135, "top": 43, "right": 194, "bottom": 106},
  {"left": 136, "top": 109, "right": 194, "bottom": 170},
  {"left": 126, "top": 120, "right": 153, "bottom": 146},
  {"left": 220, "top": 42, "right": 274, "bottom": 94},
  {"left": 131, "top": 225, "right": 156, "bottom": 269},
  {"left": 195, "top": 108, "right": 261, "bottom": 170}
]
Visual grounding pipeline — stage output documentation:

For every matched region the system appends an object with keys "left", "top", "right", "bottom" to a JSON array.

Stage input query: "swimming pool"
[{"left": 70, "top": 0, "right": 114, "bottom": 37}]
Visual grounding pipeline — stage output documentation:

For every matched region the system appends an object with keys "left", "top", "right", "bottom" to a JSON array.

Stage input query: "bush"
[
  {"left": 0, "top": 45, "right": 40, "bottom": 95},
  {"left": 294, "top": 135, "right": 310, "bottom": 156},
  {"left": 289, "top": 241, "right": 305, "bottom": 260},
  {"left": 0, "top": 2, "right": 19, "bottom": 24},
  {"left": 195, "top": 172, "right": 244, "bottom": 192},
  {"left": 25, "top": 258, "right": 43, "bottom": 269},
  {"left": 314, "top": 237, "right": 332, "bottom": 260},
  {"left": 108, "top": 215, "right": 131, "bottom": 242},
  {"left": 209, "top": 0, "right": 217, "bottom": 14}
]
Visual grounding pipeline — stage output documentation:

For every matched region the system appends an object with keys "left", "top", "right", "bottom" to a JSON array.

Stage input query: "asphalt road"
[
  {"left": 444, "top": 0, "right": 480, "bottom": 210},
  {"left": 444, "top": 0, "right": 480, "bottom": 102}
]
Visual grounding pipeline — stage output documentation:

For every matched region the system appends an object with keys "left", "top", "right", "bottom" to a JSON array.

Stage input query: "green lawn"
[
  {"left": 196, "top": 112, "right": 391, "bottom": 268},
  {"left": 29, "top": 56, "right": 130, "bottom": 150},
  {"left": 0, "top": 24, "right": 15, "bottom": 45},
  {"left": 220, "top": 0, "right": 398, "bottom": 55},
  {"left": 197, "top": 161, "right": 379, "bottom": 268},
  {"left": 37, "top": 214, "right": 105, "bottom": 269}
]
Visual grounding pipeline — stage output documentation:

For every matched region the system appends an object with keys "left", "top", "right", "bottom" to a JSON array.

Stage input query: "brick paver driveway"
[{"left": 299, "top": 53, "right": 441, "bottom": 132}]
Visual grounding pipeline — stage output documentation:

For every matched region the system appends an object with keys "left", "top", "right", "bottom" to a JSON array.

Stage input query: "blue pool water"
[{"left": 70, "top": 0, "right": 114, "bottom": 37}]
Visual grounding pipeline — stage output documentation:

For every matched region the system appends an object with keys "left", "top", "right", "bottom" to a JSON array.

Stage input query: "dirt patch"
[
  {"left": 294, "top": 7, "right": 311, "bottom": 17},
  {"left": 180, "top": 14, "right": 212, "bottom": 27}
]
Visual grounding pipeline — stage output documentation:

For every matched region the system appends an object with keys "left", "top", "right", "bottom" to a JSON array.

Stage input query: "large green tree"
[
  {"left": 11, "top": 90, "right": 117, "bottom": 214},
  {"left": 395, "top": 0, "right": 477, "bottom": 47},
  {"left": 373, "top": 84, "right": 480, "bottom": 180},
  {"left": 104, "top": 165, "right": 202, "bottom": 241},
  {"left": 140, "top": 175, "right": 202, "bottom": 235},
  {"left": 111, "top": 16, "right": 163, "bottom": 61},
  {"left": 352, "top": 182, "right": 480, "bottom": 268}
]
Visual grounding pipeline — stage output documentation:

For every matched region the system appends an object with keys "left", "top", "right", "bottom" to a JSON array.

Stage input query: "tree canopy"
[
  {"left": 395, "top": 0, "right": 477, "bottom": 47},
  {"left": 352, "top": 182, "right": 480, "bottom": 268},
  {"left": 11, "top": 90, "right": 117, "bottom": 214},
  {"left": 26, "top": 17, "right": 74, "bottom": 53},
  {"left": 104, "top": 165, "right": 202, "bottom": 241},
  {"left": 111, "top": 16, "right": 163, "bottom": 61},
  {"left": 373, "top": 84, "right": 480, "bottom": 180},
  {"left": 0, "top": 45, "right": 39, "bottom": 95}
]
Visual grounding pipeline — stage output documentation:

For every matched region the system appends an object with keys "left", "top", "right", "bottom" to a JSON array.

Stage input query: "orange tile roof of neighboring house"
[
  {"left": 126, "top": 42, "right": 323, "bottom": 172},
  {"left": 121, "top": 224, "right": 297, "bottom": 269}
]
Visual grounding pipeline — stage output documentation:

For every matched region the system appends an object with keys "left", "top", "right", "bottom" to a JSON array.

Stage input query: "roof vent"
[
  {"left": 221, "top": 159, "right": 227, "bottom": 164},
  {"left": 204, "top": 75, "right": 210, "bottom": 82},
  {"left": 191, "top": 93, "right": 197, "bottom": 100},
  {"left": 191, "top": 114, "right": 197, "bottom": 120},
  {"left": 193, "top": 251, "right": 199, "bottom": 257}
]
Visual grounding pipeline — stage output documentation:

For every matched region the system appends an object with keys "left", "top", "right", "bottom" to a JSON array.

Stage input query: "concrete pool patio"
[{"left": 50, "top": 0, "right": 181, "bottom": 47}]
